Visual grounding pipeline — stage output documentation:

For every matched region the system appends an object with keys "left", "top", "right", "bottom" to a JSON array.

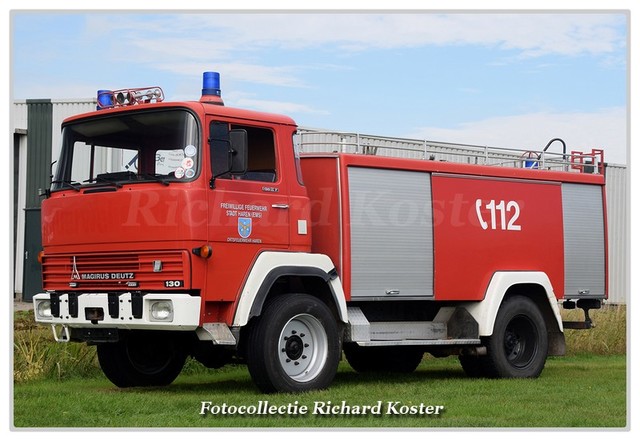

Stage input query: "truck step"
[
  {"left": 355, "top": 338, "right": 481, "bottom": 347},
  {"left": 346, "top": 306, "right": 480, "bottom": 346},
  {"left": 369, "top": 321, "right": 447, "bottom": 341}
]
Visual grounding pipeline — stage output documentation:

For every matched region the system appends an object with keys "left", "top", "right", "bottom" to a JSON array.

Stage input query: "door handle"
[{"left": 271, "top": 204, "right": 289, "bottom": 209}]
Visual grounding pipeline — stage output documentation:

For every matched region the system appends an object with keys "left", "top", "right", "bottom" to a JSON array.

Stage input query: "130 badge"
[{"left": 164, "top": 280, "right": 183, "bottom": 288}]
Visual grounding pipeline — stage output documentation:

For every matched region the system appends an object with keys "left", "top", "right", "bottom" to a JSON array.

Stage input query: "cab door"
[{"left": 205, "top": 120, "right": 290, "bottom": 304}]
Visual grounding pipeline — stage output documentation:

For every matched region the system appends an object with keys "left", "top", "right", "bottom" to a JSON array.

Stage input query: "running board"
[
  {"left": 356, "top": 339, "right": 481, "bottom": 347},
  {"left": 345, "top": 306, "right": 480, "bottom": 347}
]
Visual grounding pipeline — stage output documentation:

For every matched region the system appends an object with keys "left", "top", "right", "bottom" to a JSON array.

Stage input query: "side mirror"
[
  {"left": 229, "top": 129, "right": 248, "bottom": 175},
  {"left": 39, "top": 160, "right": 58, "bottom": 198}
]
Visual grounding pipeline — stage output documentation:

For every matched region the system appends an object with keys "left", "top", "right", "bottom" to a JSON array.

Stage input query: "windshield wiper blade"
[
  {"left": 139, "top": 173, "right": 171, "bottom": 186},
  {"left": 83, "top": 177, "right": 123, "bottom": 188}
]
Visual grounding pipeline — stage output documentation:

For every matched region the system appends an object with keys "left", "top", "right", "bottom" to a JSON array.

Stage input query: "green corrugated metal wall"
[
  {"left": 25, "top": 99, "right": 52, "bottom": 209},
  {"left": 23, "top": 99, "right": 52, "bottom": 301}
]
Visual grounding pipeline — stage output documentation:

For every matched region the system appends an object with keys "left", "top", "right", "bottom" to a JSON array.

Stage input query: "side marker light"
[{"left": 192, "top": 245, "right": 213, "bottom": 259}]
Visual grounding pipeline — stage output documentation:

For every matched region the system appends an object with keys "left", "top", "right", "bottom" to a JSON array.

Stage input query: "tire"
[
  {"left": 344, "top": 344, "right": 424, "bottom": 374},
  {"left": 246, "top": 294, "right": 341, "bottom": 393},
  {"left": 458, "top": 355, "right": 488, "bottom": 378},
  {"left": 193, "top": 343, "right": 232, "bottom": 369},
  {"left": 482, "top": 295, "right": 549, "bottom": 378},
  {"left": 97, "top": 331, "right": 187, "bottom": 387}
]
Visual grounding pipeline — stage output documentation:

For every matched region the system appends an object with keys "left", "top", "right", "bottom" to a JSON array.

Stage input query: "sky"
[{"left": 9, "top": 8, "right": 629, "bottom": 165}]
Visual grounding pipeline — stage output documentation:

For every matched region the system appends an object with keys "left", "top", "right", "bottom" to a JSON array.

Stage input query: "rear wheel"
[
  {"left": 97, "top": 330, "right": 187, "bottom": 387},
  {"left": 246, "top": 294, "right": 341, "bottom": 393},
  {"left": 344, "top": 344, "right": 424, "bottom": 373},
  {"left": 482, "top": 295, "right": 548, "bottom": 378}
]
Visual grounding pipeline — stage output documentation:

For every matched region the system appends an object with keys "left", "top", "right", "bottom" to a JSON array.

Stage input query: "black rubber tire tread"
[
  {"left": 482, "top": 295, "right": 549, "bottom": 378},
  {"left": 97, "top": 330, "right": 187, "bottom": 388},
  {"left": 245, "top": 294, "right": 341, "bottom": 393},
  {"left": 193, "top": 344, "right": 232, "bottom": 369},
  {"left": 344, "top": 344, "right": 424, "bottom": 374},
  {"left": 458, "top": 355, "right": 489, "bottom": 378}
]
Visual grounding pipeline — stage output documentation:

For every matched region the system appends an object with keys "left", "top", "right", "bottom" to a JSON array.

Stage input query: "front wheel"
[
  {"left": 246, "top": 294, "right": 341, "bottom": 393},
  {"left": 97, "top": 330, "right": 187, "bottom": 387},
  {"left": 482, "top": 295, "right": 549, "bottom": 378}
]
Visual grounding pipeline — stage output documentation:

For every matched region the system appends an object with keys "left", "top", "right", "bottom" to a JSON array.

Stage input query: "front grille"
[{"left": 42, "top": 251, "right": 190, "bottom": 291}]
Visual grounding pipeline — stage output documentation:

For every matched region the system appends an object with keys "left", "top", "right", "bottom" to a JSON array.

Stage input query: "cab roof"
[{"left": 62, "top": 100, "right": 298, "bottom": 128}]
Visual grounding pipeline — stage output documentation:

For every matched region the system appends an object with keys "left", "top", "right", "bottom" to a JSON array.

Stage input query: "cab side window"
[
  {"left": 210, "top": 122, "right": 277, "bottom": 183},
  {"left": 231, "top": 124, "right": 277, "bottom": 183}
]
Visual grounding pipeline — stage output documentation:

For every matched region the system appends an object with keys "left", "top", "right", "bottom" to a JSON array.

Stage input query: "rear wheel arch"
[
  {"left": 466, "top": 272, "right": 563, "bottom": 337},
  {"left": 505, "top": 283, "right": 563, "bottom": 330}
]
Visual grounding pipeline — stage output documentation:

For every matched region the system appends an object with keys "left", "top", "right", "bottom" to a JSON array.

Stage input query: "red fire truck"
[{"left": 33, "top": 72, "right": 607, "bottom": 393}]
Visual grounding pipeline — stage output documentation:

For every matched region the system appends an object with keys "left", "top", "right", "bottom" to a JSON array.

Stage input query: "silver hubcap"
[{"left": 278, "top": 313, "right": 328, "bottom": 382}]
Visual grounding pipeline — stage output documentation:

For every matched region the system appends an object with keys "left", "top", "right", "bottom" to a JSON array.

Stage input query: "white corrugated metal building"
[
  {"left": 604, "top": 164, "right": 629, "bottom": 304},
  {"left": 11, "top": 101, "right": 629, "bottom": 304}
]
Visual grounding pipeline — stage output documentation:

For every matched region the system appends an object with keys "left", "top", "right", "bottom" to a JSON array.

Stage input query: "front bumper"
[{"left": 33, "top": 292, "right": 201, "bottom": 332}]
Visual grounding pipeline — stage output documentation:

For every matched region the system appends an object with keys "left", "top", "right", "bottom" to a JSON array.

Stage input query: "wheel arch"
[
  {"left": 232, "top": 252, "right": 348, "bottom": 328},
  {"left": 464, "top": 271, "right": 565, "bottom": 356}
]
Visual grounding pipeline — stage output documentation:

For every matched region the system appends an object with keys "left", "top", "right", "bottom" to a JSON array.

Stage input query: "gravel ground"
[{"left": 14, "top": 300, "right": 33, "bottom": 312}]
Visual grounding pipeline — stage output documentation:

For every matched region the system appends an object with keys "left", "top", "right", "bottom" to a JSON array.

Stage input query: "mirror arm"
[
  {"left": 40, "top": 160, "right": 58, "bottom": 198},
  {"left": 209, "top": 145, "right": 236, "bottom": 189}
]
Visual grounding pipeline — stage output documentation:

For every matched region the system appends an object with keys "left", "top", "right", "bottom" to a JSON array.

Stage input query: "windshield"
[{"left": 52, "top": 109, "right": 199, "bottom": 191}]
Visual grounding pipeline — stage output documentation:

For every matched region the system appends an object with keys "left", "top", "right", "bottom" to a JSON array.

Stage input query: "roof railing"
[{"left": 295, "top": 128, "right": 605, "bottom": 174}]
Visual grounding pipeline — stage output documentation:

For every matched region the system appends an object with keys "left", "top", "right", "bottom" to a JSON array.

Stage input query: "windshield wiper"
[
  {"left": 51, "top": 180, "right": 81, "bottom": 192},
  {"left": 83, "top": 176, "right": 123, "bottom": 188},
  {"left": 139, "top": 173, "right": 171, "bottom": 186}
]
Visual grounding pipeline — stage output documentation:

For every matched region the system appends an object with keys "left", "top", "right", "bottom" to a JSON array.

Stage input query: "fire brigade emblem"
[{"left": 238, "top": 218, "right": 252, "bottom": 238}]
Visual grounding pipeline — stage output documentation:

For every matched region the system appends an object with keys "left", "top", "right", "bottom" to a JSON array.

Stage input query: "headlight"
[
  {"left": 150, "top": 301, "right": 173, "bottom": 321},
  {"left": 36, "top": 300, "right": 52, "bottom": 319}
]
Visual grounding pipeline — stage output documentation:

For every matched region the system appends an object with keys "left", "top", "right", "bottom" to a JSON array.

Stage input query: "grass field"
[
  {"left": 13, "top": 355, "right": 626, "bottom": 428},
  {"left": 13, "top": 306, "right": 627, "bottom": 429}
]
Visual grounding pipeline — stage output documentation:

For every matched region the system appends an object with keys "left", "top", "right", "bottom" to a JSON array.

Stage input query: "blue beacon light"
[
  {"left": 200, "top": 72, "right": 224, "bottom": 105},
  {"left": 97, "top": 90, "right": 113, "bottom": 110}
]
